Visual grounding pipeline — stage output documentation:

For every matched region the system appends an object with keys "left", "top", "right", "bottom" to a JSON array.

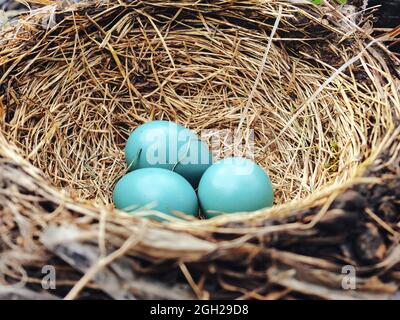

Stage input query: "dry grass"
[
  {"left": 0, "top": 0, "right": 399, "bottom": 299},
  {"left": 1, "top": 0, "right": 398, "bottom": 206}
]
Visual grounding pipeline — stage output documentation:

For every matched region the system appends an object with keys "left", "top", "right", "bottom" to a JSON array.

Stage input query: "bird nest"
[{"left": 0, "top": 0, "right": 399, "bottom": 300}]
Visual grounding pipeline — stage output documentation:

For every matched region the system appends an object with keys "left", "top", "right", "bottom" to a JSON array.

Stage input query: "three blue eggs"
[{"left": 113, "top": 120, "right": 275, "bottom": 219}]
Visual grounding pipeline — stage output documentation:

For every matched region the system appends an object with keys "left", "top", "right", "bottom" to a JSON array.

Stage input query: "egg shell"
[
  {"left": 113, "top": 168, "right": 199, "bottom": 219},
  {"left": 198, "top": 157, "right": 274, "bottom": 217},
  {"left": 125, "top": 120, "right": 212, "bottom": 187}
]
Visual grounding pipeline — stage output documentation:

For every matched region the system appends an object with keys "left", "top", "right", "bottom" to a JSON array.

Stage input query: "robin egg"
[
  {"left": 198, "top": 157, "right": 274, "bottom": 218},
  {"left": 125, "top": 120, "right": 212, "bottom": 188},
  {"left": 113, "top": 168, "right": 199, "bottom": 219}
]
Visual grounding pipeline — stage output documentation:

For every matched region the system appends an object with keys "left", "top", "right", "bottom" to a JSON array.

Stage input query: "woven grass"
[{"left": 0, "top": 0, "right": 399, "bottom": 299}]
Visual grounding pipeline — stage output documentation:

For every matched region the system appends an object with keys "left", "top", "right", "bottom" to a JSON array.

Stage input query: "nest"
[{"left": 0, "top": 0, "right": 399, "bottom": 300}]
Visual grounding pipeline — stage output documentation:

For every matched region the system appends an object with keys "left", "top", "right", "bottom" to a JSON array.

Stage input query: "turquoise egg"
[
  {"left": 113, "top": 168, "right": 198, "bottom": 219},
  {"left": 125, "top": 120, "right": 212, "bottom": 187},
  {"left": 198, "top": 157, "right": 274, "bottom": 217}
]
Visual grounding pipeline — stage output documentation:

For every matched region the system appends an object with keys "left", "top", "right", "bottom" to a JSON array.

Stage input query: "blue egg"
[
  {"left": 113, "top": 168, "right": 199, "bottom": 219},
  {"left": 125, "top": 120, "right": 212, "bottom": 187},
  {"left": 198, "top": 157, "right": 274, "bottom": 217}
]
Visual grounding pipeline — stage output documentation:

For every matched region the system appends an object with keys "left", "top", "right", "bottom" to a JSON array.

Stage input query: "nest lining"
[
  {"left": 0, "top": 0, "right": 396, "bottom": 209},
  {"left": 0, "top": 0, "right": 399, "bottom": 300}
]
